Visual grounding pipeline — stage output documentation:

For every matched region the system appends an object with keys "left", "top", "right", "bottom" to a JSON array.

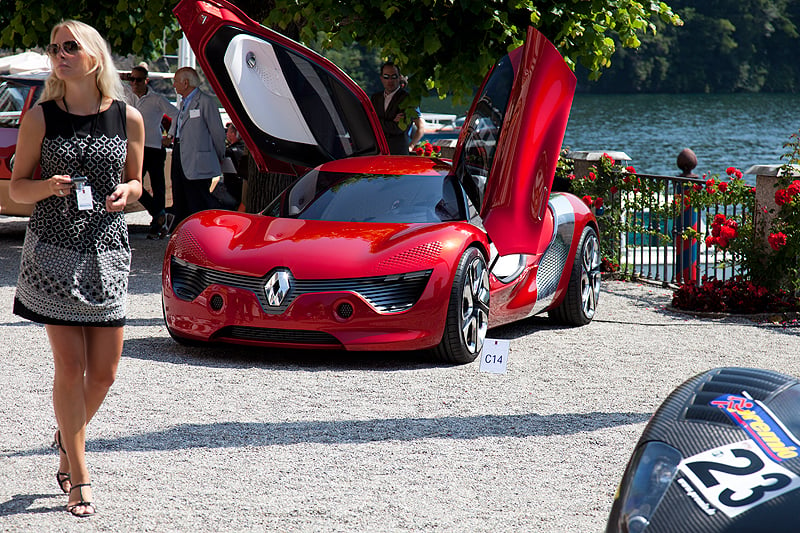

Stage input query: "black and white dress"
[{"left": 14, "top": 99, "right": 130, "bottom": 326}]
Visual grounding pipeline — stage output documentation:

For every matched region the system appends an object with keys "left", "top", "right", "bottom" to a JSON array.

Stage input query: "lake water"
[
  {"left": 424, "top": 93, "right": 800, "bottom": 184},
  {"left": 562, "top": 93, "right": 800, "bottom": 181}
]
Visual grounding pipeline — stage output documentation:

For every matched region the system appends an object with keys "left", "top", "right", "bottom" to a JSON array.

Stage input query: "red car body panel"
[
  {"left": 478, "top": 28, "right": 577, "bottom": 256},
  {"left": 173, "top": 0, "right": 389, "bottom": 176},
  {"left": 163, "top": 206, "right": 490, "bottom": 351},
  {"left": 165, "top": 0, "right": 597, "bottom": 353}
]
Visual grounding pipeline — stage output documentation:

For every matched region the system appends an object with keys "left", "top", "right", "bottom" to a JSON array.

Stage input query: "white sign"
[
  {"left": 479, "top": 339, "right": 509, "bottom": 374},
  {"left": 679, "top": 439, "right": 800, "bottom": 518}
]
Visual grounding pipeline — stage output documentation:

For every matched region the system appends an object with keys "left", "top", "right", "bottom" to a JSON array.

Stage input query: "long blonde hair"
[{"left": 40, "top": 20, "right": 123, "bottom": 102}]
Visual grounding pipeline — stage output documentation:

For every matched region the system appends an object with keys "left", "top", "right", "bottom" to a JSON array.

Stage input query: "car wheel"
[
  {"left": 549, "top": 226, "right": 601, "bottom": 325},
  {"left": 433, "top": 246, "right": 490, "bottom": 364}
]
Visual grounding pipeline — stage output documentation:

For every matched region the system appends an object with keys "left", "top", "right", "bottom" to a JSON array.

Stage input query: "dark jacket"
[{"left": 370, "top": 89, "right": 412, "bottom": 155}]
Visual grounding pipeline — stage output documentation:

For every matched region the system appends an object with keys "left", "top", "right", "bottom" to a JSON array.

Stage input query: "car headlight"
[{"left": 609, "top": 441, "right": 682, "bottom": 533}]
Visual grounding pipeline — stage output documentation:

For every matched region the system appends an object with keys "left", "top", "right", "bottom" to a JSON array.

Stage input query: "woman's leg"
[{"left": 46, "top": 324, "right": 123, "bottom": 515}]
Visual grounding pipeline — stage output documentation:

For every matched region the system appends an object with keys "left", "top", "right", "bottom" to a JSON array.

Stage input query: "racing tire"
[
  {"left": 548, "top": 225, "right": 601, "bottom": 326},
  {"left": 433, "top": 246, "right": 490, "bottom": 364}
]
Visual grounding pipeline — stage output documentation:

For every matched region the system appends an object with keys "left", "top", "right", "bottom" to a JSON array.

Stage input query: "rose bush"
[{"left": 561, "top": 128, "right": 800, "bottom": 313}]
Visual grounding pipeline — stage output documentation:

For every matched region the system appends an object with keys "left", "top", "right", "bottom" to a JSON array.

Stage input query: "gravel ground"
[{"left": 2, "top": 211, "right": 800, "bottom": 532}]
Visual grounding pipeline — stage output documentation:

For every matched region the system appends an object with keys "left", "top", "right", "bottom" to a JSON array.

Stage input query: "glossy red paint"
[
  {"left": 162, "top": 208, "right": 490, "bottom": 350},
  {"left": 172, "top": 0, "right": 389, "bottom": 175},
  {"left": 166, "top": 0, "right": 599, "bottom": 357},
  {"left": 479, "top": 27, "right": 577, "bottom": 256}
]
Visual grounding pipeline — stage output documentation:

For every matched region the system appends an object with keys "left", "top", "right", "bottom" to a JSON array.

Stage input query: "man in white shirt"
[{"left": 130, "top": 65, "right": 178, "bottom": 239}]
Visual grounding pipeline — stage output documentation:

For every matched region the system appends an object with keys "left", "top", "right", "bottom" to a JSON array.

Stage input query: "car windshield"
[
  {"left": 264, "top": 170, "right": 466, "bottom": 223},
  {"left": 0, "top": 81, "right": 40, "bottom": 127}
]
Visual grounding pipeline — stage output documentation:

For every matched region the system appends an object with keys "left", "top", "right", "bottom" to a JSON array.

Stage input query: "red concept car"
[{"left": 163, "top": 0, "right": 601, "bottom": 363}]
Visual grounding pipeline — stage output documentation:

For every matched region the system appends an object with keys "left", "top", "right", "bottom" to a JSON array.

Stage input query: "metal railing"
[{"left": 607, "top": 172, "right": 748, "bottom": 287}]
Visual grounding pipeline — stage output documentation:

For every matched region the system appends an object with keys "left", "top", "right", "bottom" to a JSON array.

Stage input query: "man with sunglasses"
[
  {"left": 370, "top": 62, "right": 425, "bottom": 155},
  {"left": 129, "top": 65, "right": 178, "bottom": 239}
]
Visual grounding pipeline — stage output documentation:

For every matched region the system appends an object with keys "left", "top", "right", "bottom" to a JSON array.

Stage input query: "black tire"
[
  {"left": 548, "top": 226, "right": 601, "bottom": 326},
  {"left": 433, "top": 247, "right": 490, "bottom": 364}
]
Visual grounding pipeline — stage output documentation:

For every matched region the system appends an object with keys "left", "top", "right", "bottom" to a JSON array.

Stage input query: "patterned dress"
[{"left": 14, "top": 99, "right": 130, "bottom": 326}]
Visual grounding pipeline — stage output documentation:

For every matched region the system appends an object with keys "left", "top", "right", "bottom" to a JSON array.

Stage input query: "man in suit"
[
  {"left": 168, "top": 67, "right": 226, "bottom": 225},
  {"left": 130, "top": 65, "right": 178, "bottom": 239},
  {"left": 370, "top": 62, "right": 425, "bottom": 155}
]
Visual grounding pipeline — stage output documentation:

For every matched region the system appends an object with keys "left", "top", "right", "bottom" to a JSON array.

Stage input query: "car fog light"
[
  {"left": 209, "top": 294, "right": 224, "bottom": 311},
  {"left": 336, "top": 302, "right": 354, "bottom": 319}
]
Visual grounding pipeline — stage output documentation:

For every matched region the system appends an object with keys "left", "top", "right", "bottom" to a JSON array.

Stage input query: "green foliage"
[
  {"left": 0, "top": 0, "right": 180, "bottom": 59},
  {"left": 560, "top": 152, "right": 672, "bottom": 267},
  {"left": 582, "top": 0, "right": 800, "bottom": 93},
  {"left": 264, "top": 0, "right": 682, "bottom": 112}
]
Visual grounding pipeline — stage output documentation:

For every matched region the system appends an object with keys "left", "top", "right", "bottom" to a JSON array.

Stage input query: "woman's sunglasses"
[{"left": 46, "top": 40, "right": 82, "bottom": 57}]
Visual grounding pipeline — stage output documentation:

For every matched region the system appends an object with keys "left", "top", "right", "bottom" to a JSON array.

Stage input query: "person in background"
[
  {"left": 9, "top": 19, "right": 144, "bottom": 517},
  {"left": 167, "top": 66, "right": 225, "bottom": 225},
  {"left": 222, "top": 122, "right": 247, "bottom": 206},
  {"left": 369, "top": 62, "right": 425, "bottom": 155},
  {"left": 130, "top": 65, "right": 178, "bottom": 239}
]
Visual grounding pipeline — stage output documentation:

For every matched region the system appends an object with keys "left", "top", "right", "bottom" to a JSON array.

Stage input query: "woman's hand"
[
  {"left": 105, "top": 184, "right": 129, "bottom": 212},
  {"left": 49, "top": 175, "right": 74, "bottom": 198}
]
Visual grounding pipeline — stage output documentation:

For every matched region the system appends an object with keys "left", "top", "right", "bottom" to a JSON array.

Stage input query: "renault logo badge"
[{"left": 264, "top": 270, "right": 291, "bottom": 307}]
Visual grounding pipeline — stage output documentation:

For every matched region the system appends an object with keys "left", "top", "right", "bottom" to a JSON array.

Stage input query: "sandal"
[
  {"left": 52, "top": 430, "right": 70, "bottom": 494},
  {"left": 66, "top": 483, "right": 96, "bottom": 517}
]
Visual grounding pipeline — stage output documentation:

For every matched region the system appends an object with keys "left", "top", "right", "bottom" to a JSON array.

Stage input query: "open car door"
[
  {"left": 174, "top": 0, "right": 389, "bottom": 176},
  {"left": 453, "top": 27, "right": 576, "bottom": 255}
]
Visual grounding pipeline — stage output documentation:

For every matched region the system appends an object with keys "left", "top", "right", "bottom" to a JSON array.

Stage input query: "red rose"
[
  {"left": 705, "top": 235, "right": 715, "bottom": 247},
  {"left": 610, "top": 185, "right": 618, "bottom": 194},
  {"left": 776, "top": 189, "right": 791, "bottom": 206},
  {"left": 433, "top": 145, "right": 441, "bottom": 152},
  {"left": 594, "top": 197, "right": 604, "bottom": 208},
  {"left": 717, "top": 236, "right": 729, "bottom": 248},
  {"left": 718, "top": 182, "right": 728, "bottom": 192},
  {"left": 603, "top": 153, "right": 615, "bottom": 165},
  {"left": 582, "top": 195, "right": 593, "bottom": 206},
  {"left": 720, "top": 226, "right": 737, "bottom": 240},
  {"left": 588, "top": 171, "right": 596, "bottom": 181},
  {"left": 713, "top": 214, "right": 726, "bottom": 224},
  {"left": 724, "top": 218, "right": 738, "bottom": 230},
  {"left": 625, "top": 166, "right": 636, "bottom": 174},
  {"left": 788, "top": 181, "right": 800, "bottom": 196},
  {"left": 769, "top": 232, "right": 787, "bottom": 250},
  {"left": 726, "top": 167, "right": 736, "bottom": 176},
  {"left": 693, "top": 184, "right": 702, "bottom": 192}
]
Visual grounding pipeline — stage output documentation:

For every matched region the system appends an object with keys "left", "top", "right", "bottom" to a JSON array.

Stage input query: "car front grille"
[
  {"left": 216, "top": 326, "right": 341, "bottom": 345},
  {"left": 170, "top": 256, "right": 432, "bottom": 314}
]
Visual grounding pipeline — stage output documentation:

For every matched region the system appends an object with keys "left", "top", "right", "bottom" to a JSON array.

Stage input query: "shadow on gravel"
[
  {"left": 0, "top": 493, "right": 64, "bottom": 517},
  {"left": 122, "top": 336, "right": 447, "bottom": 371},
  {"left": 6, "top": 411, "right": 651, "bottom": 458}
]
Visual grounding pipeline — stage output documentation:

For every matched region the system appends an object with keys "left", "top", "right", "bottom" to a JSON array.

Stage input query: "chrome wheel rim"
[
  {"left": 460, "top": 256, "right": 490, "bottom": 354},
  {"left": 580, "top": 232, "right": 601, "bottom": 319}
]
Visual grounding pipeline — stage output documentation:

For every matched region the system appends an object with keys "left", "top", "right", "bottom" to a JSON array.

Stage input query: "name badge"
[
  {"left": 76, "top": 186, "right": 93, "bottom": 210},
  {"left": 189, "top": 109, "right": 200, "bottom": 119}
]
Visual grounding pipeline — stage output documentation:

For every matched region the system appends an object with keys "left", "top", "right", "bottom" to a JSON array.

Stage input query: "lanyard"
[{"left": 62, "top": 97, "right": 101, "bottom": 176}]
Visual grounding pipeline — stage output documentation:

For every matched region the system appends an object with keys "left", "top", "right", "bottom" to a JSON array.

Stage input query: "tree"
[
  {"left": 1, "top": 0, "right": 682, "bottom": 106},
  {"left": 261, "top": 0, "right": 682, "bottom": 107},
  {"left": 0, "top": 1, "right": 180, "bottom": 59}
]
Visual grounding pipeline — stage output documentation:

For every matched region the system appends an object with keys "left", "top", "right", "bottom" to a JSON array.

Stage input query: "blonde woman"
[{"left": 10, "top": 20, "right": 144, "bottom": 517}]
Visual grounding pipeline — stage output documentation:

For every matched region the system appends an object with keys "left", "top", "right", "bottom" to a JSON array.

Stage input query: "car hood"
[
  {"left": 173, "top": 0, "right": 388, "bottom": 175},
  {"left": 174, "top": 0, "right": 576, "bottom": 255},
  {"left": 170, "top": 211, "right": 481, "bottom": 279}
]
